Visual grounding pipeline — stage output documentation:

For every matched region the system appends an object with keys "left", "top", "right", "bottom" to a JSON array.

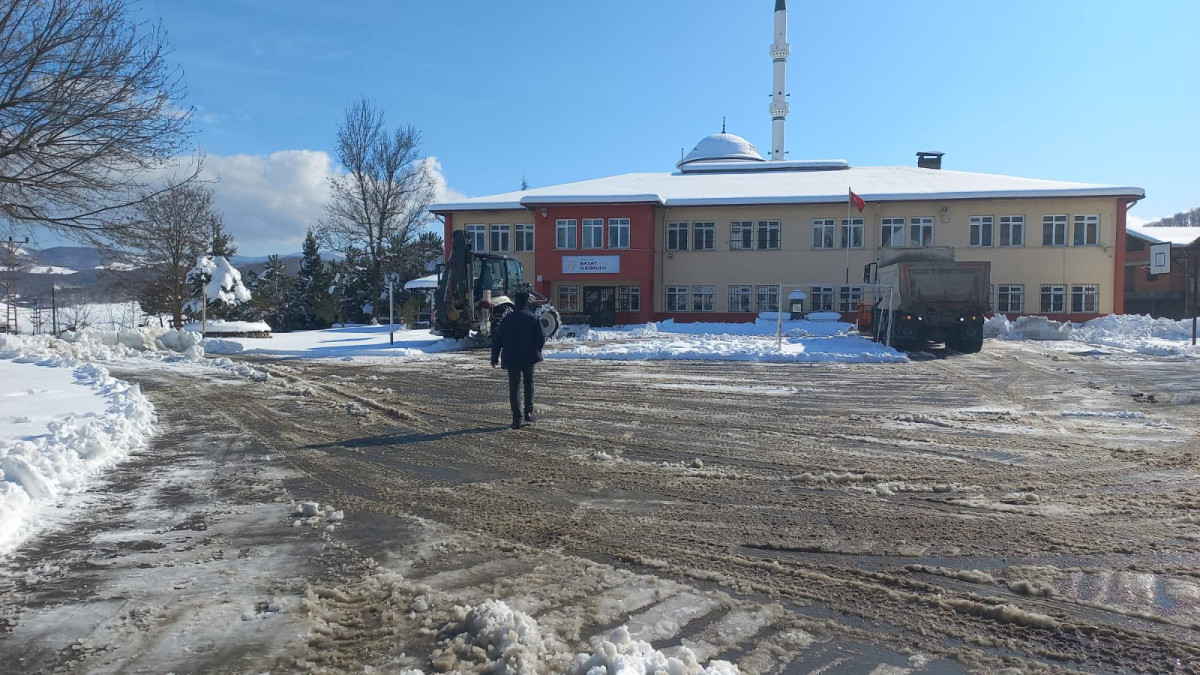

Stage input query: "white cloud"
[
  {"left": 1127, "top": 213, "right": 1151, "bottom": 228},
  {"left": 201, "top": 151, "right": 462, "bottom": 256},
  {"left": 423, "top": 156, "right": 467, "bottom": 204}
]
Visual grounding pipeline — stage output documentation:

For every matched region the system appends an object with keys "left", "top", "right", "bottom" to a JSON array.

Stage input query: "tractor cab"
[{"left": 473, "top": 255, "right": 524, "bottom": 303}]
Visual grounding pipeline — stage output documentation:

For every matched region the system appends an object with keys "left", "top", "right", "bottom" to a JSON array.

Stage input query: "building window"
[
  {"left": 557, "top": 285, "right": 579, "bottom": 312},
  {"left": 838, "top": 286, "right": 863, "bottom": 312},
  {"left": 1000, "top": 215, "right": 1025, "bottom": 247},
  {"left": 515, "top": 224, "right": 534, "bottom": 252},
  {"left": 731, "top": 221, "right": 754, "bottom": 250},
  {"left": 729, "top": 285, "right": 753, "bottom": 312},
  {"left": 841, "top": 218, "right": 864, "bottom": 249},
  {"left": 666, "top": 222, "right": 688, "bottom": 251},
  {"left": 997, "top": 284, "right": 1024, "bottom": 313},
  {"left": 555, "top": 219, "right": 577, "bottom": 249},
  {"left": 881, "top": 218, "right": 905, "bottom": 248},
  {"left": 910, "top": 217, "right": 934, "bottom": 246},
  {"left": 666, "top": 285, "right": 689, "bottom": 312},
  {"left": 1042, "top": 215, "right": 1067, "bottom": 246},
  {"left": 489, "top": 224, "right": 511, "bottom": 253},
  {"left": 618, "top": 285, "right": 640, "bottom": 312},
  {"left": 755, "top": 285, "right": 779, "bottom": 312},
  {"left": 809, "top": 286, "right": 835, "bottom": 312},
  {"left": 756, "top": 220, "right": 781, "bottom": 250},
  {"left": 608, "top": 218, "right": 630, "bottom": 249},
  {"left": 970, "top": 216, "right": 994, "bottom": 247},
  {"left": 1040, "top": 284, "right": 1066, "bottom": 313},
  {"left": 1073, "top": 215, "right": 1099, "bottom": 246},
  {"left": 1071, "top": 284, "right": 1099, "bottom": 313},
  {"left": 812, "top": 219, "right": 835, "bottom": 249},
  {"left": 692, "top": 285, "right": 715, "bottom": 312},
  {"left": 693, "top": 222, "right": 715, "bottom": 250},
  {"left": 466, "top": 224, "right": 486, "bottom": 252},
  {"left": 582, "top": 218, "right": 604, "bottom": 249}
]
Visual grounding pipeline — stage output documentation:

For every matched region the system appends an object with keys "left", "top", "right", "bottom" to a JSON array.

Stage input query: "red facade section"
[
  {"left": 532, "top": 203, "right": 657, "bottom": 324},
  {"left": 1113, "top": 197, "right": 1127, "bottom": 314}
]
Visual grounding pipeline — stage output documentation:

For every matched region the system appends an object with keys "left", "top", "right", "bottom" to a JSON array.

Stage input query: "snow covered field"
[
  {"left": 0, "top": 334, "right": 155, "bottom": 556},
  {"left": 989, "top": 313, "right": 1200, "bottom": 358}
]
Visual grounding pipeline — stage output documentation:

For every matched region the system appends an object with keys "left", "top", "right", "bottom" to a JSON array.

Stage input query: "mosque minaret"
[{"left": 769, "top": 0, "right": 789, "bottom": 161}]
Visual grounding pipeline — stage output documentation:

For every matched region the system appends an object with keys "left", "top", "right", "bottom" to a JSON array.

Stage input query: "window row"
[
  {"left": 994, "top": 283, "right": 1099, "bottom": 314},
  {"left": 662, "top": 285, "right": 865, "bottom": 313},
  {"left": 555, "top": 285, "right": 641, "bottom": 313},
  {"left": 555, "top": 218, "right": 630, "bottom": 250},
  {"left": 971, "top": 214, "right": 1100, "bottom": 248},
  {"left": 465, "top": 224, "right": 534, "bottom": 253}
]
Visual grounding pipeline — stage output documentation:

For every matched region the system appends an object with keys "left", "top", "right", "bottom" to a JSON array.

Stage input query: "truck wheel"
[
  {"left": 535, "top": 305, "right": 562, "bottom": 339},
  {"left": 958, "top": 323, "right": 984, "bottom": 354}
]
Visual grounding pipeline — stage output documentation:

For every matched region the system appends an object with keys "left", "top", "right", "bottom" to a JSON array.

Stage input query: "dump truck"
[
  {"left": 431, "top": 230, "right": 561, "bottom": 340},
  {"left": 867, "top": 247, "right": 990, "bottom": 353}
]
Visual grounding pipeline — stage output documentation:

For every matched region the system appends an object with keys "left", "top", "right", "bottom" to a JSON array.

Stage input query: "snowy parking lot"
[{"left": 1, "top": 322, "right": 1199, "bottom": 672}]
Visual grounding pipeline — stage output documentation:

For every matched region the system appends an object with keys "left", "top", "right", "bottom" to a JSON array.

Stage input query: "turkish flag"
[{"left": 850, "top": 190, "right": 866, "bottom": 213}]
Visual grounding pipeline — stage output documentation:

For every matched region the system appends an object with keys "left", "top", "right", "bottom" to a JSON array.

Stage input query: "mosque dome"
[{"left": 677, "top": 133, "right": 764, "bottom": 168}]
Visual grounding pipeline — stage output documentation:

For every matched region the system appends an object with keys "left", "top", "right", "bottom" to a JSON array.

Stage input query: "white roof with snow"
[
  {"left": 404, "top": 273, "right": 438, "bottom": 290},
  {"left": 431, "top": 165, "right": 1145, "bottom": 212},
  {"left": 1127, "top": 225, "right": 1200, "bottom": 247}
]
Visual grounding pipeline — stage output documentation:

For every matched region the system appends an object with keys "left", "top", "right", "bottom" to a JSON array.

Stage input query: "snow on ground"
[
  {"left": 549, "top": 319, "right": 907, "bottom": 364},
  {"left": 989, "top": 313, "right": 1200, "bottom": 358},
  {"left": 215, "top": 324, "right": 474, "bottom": 362},
  {"left": 25, "top": 265, "right": 78, "bottom": 275},
  {"left": 0, "top": 333, "right": 155, "bottom": 557},
  {"left": 2, "top": 300, "right": 147, "bottom": 334}
]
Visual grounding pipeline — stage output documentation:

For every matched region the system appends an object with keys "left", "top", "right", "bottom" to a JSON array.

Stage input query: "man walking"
[{"left": 491, "top": 291, "right": 545, "bottom": 429}]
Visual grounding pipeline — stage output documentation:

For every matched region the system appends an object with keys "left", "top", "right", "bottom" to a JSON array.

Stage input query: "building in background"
[
  {"left": 1124, "top": 226, "right": 1200, "bottom": 318},
  {"left": 429, "top": 1, "right": 1144, "bottom": 326}
]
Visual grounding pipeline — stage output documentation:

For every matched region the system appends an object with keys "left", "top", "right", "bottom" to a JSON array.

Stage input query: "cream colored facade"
[
  {"left": 652, "top": 196, "right": 1122, "bottom": 315},
  {"left": 449, "top": 209, "right": 535, "bottom": 275}
]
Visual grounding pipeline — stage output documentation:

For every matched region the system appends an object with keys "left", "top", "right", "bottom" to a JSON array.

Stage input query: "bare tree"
[
  {"left": 116, "top": 184, "right": 218, "bottom": 328},
  {"left": 0, "top": 0, "right": 195, "bottom": 235},
  {"left": 317, "top": 98, "right": 435, "bottom": 321}
]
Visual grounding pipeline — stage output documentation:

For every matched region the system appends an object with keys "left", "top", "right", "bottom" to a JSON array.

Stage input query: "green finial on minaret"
[{"left": 775, "top": 0, "right": 785, "bottom": 11}]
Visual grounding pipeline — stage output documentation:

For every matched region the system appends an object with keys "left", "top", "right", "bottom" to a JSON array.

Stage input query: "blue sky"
[{"left": 135, "top": 0, "right": 1197, "bottom": 255}]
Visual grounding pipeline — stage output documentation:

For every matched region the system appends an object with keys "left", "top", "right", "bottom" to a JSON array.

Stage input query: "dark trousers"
[{"left": 506, "top": 364, "right": 534, "bottom": 418}]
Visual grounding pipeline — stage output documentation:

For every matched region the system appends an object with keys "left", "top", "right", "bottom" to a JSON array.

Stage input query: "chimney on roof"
[{"left": 917, "top": 151, "right": 944, "bottom": 170}]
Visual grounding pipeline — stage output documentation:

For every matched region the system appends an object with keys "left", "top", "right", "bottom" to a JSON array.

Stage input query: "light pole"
[{"left": 385, "top": 272, "right": 400, "bottom": 346}]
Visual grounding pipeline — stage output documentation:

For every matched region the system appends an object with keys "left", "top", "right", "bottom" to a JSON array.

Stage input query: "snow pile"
[
  {"left": 549, "top": 333, "right": 904, "bottom": 364},
  {"left": 1070, "top": 314, "right": 1199, "bottom": 356},
  {"left": 182, "top": 319, "right": 272, "bottom": 335},
  {"left": 986, "top": 315, "right": 1073, "bottom": 341},
  {"left": 438, "top": 599, "right": 545, "bottom": 673},
  {"left": 435, "top": 601, "right": 739, "bottom": 675},
  {"left": 547, "top": 318, "right": 899, "bottom": 363},
  {"left": 0, "top": 333, "right": 156, "bottom": 556},
  {"left": 570, "top": 626, "right": 739, "bottom": 675}
]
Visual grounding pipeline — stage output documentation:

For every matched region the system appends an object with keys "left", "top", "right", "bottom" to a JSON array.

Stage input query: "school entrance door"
[{"left": 583, "top": 286, "right": 616, "bottom": 327}]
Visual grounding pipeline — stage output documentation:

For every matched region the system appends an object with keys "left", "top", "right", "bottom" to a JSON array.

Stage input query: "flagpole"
[{"left": 845, "top": 188, "right": 852, "bottom": 285}]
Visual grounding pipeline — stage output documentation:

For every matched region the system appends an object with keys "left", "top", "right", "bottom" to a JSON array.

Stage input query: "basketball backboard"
[{"left": 1149, "top": 243, "right": 1171, "bottom": 275}]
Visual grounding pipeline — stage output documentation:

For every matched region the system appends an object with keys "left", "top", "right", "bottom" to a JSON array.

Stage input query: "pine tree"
[
  {"left": 290, "top": 230, "right": 336, "bottom": 329},
  {"left": 210, "top": 221, "right": 237, "bottom": 258},
  {"left": 331, "top": 247, "right": 373, "bottom": 325},
  {"left": 250, "top": 255, "right": 294, "bottom": 332}
]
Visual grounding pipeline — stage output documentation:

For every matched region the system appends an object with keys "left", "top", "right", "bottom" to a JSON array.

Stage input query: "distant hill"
[{"left": 1143, "top": 207, "right": 1199, "bottom": 228}]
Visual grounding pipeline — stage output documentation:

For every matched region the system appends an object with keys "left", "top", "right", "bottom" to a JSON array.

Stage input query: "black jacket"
[{"left": 491, "top": 308, "right": 545, "bottom": 369}]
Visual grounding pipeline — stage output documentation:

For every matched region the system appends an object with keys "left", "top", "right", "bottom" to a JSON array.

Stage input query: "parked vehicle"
[
  {"left": 432, "top": 230, "right": 561, "bottom": 340},
  {"left": 866, "top": 247, "right": 990, "bottom": 353}
]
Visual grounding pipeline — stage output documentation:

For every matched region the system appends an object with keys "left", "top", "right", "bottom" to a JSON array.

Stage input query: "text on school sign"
[{"left": 562, "top": 255, "right": 620, "bottom": 274}]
